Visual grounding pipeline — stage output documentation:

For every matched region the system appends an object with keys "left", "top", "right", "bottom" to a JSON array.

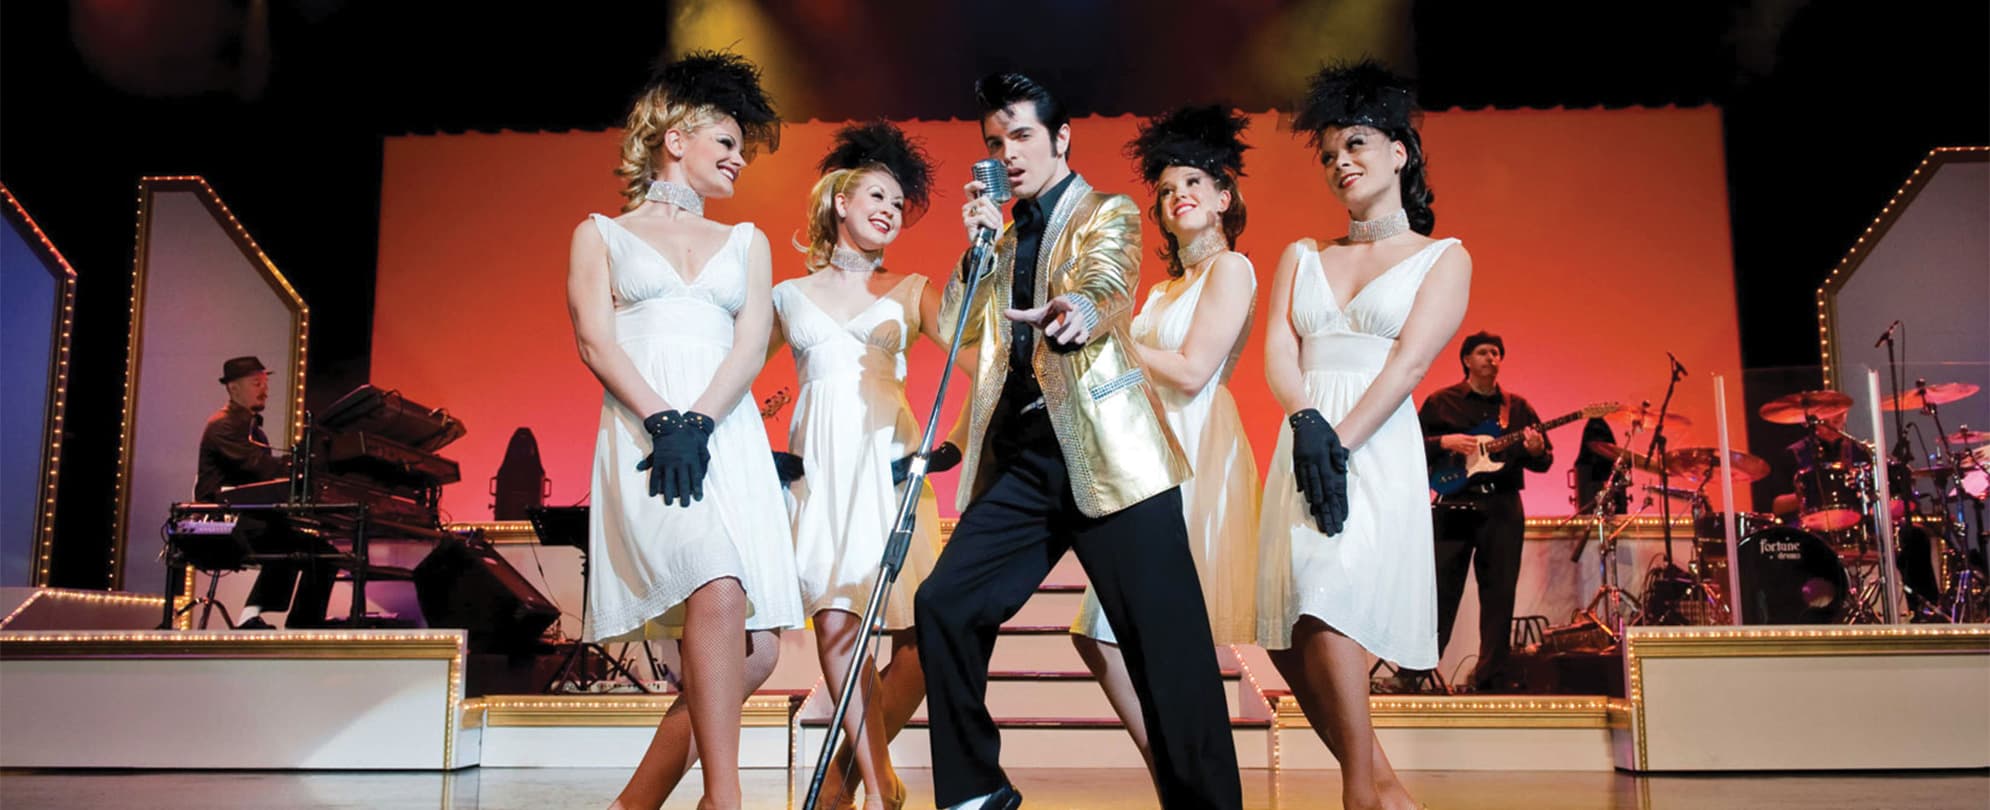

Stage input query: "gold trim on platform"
[
  {"left": 460, "top": 698, "right": 487, "bottom": 731},
  {"left": 459, "top": 515, "right": 1678, "bottom": 545},
  {"left": 1273, "top": 694, "right": 1614, "bottom": 730},
  {"left": 0, "top": 628, "right": 467, "bottom": 660},
  {"left": 0, "top": 589, "right": 166, "bottom": 630},
  {"left": 1623, "top": 623, "right": 1990, "bottom": 659},
  {"left": 479, "top": 693, "right": 802, "bottom": 728},
  {"left": 1604, "top": 698, "right": 1636, "bottom": 730},
  {"left": 447, "top": 521, "right": 541, "bottom": 545},
  {"left": 113, "top": 176, "right": 311, "bottom": 590}
]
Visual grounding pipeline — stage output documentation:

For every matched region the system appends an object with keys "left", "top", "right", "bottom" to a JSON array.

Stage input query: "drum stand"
[{"left": 1574, "top": 437, "right": 1643, "bottom": 638}]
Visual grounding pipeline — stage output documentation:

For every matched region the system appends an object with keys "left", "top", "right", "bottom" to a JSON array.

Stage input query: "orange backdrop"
[{"left": 375, "top": 107, "right": 1746, "bottom": 522}]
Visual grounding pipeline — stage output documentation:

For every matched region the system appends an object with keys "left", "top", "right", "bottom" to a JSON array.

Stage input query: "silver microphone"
[
  {"left": 962, "top": 159, "right": 1012, "bottom": 282},
  {"left": 971, "top": 158, "right": 1014, "bottom": 205}
]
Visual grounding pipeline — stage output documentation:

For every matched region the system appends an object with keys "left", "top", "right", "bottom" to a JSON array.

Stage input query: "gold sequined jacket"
[{"left": 939, "top": 174, "right": 1190, "bottom": 518}]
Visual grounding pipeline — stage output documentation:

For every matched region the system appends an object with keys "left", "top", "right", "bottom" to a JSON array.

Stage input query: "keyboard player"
[{"left": 196, "top": 356, "right": 331, "bottom": 629}]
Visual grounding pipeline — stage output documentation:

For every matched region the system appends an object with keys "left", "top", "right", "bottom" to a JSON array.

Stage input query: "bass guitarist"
[{"left": 1418, "top": 331, "right": 1553, "bottom": 691}]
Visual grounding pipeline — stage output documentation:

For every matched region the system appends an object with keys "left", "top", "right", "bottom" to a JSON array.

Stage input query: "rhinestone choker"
[
  {"left": 1347, "top": 208, "right": 1410, "bottom": 242},
  {"left": 1176, "top": 229, "right": 1227, "bottom": 270},
  {"left": 828, "top": 246, "right": 882, "bottom": 273},
  {"left": 644, "top": 180, "right": 704, "bottom": 217}
]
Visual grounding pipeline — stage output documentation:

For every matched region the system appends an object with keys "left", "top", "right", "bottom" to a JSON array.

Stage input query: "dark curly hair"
[
  {"left": 1292, "top": 59, "right": 1434, "bottom": 235},
  {"left": 1125, "top": 105, "right": 1251, "bottom": 277},
  {"left": 800, "top": 121, "right": 939, "bottom": 268},
  {"left": 816, "top": 120, "right": 935, "bottom": 218},
  {"left": 615, "top": 50, "right": 782, "bottom": 211}
]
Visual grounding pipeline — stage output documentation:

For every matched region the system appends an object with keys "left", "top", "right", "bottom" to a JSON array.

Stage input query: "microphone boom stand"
[{"left": 802, "top": 228, "right": 1001, "bottom": 810}]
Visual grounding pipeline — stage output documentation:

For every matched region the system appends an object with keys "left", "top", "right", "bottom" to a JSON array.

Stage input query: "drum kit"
[{"left": 1578, "top": 381, "right": 1989, "bottom": 630}]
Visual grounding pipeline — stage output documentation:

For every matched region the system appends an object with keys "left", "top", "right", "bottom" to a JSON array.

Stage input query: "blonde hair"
[
  {"left": 614, "top": 86, "right": 727, "bottom": 213},
  {"left": 797, "top": 166, "right": 884, "bottom": 270}
]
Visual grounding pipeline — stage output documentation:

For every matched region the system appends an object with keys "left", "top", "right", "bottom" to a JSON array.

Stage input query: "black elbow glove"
[
  {"left": 635, "top": 410, "right": 714, "bottom": 507},
  {"left": 1289, "top": 409, "right": 1351, "bottom": 535},
  {"left": 891, "top": 442, "right": 963, "bottom": 485}
]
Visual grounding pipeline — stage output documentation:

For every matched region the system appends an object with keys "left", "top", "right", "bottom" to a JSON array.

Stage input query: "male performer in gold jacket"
[{"left": 914, "top": 72, "right": 1242, "bottom": 810}]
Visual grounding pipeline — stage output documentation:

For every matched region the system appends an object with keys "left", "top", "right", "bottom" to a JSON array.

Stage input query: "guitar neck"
[{"left": 1482, "top": 409, "right": 1587, "bottom": 453}]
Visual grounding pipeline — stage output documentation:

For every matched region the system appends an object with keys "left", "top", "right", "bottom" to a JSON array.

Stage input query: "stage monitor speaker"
[{"left": 413, "top": 536, "right": 558, "bottom": 653}]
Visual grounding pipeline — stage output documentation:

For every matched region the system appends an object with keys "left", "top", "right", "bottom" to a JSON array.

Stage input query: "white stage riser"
[
  {"left": 1274, "top": 727, "right": 1617, "bottom": 771},
  {"left": 797, "top": 724, "right": 1273, "bottom": 770},
  {"left": 477, "top": 726, "right": 791, "bottom": 769},
  {"left": 1616, "top": 626, "right": 1990, "bottom": 771},
  {"left": 1, "top": 654, "right": 464, "bottom": 769}
]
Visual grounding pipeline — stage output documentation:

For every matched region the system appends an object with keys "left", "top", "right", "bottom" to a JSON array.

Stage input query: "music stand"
[{"left": 528, "top": 506, "right": 653, "bottom": 693}]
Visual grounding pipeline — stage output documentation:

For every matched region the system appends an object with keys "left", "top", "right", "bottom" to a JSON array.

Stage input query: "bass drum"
[{"left": 1735, "top": 526, "right": 1849, "bottom": 624}]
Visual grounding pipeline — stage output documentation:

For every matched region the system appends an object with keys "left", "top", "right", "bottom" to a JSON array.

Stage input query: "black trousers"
[
  {"left": 243, "top": 518, "right": 336, "bottom": 628},
  {"left": 1432, "top": 491, "right": 1526, "bottom": 689},
  {"left": 914, "top": 439, "right": 1241, "bottom": 809}
]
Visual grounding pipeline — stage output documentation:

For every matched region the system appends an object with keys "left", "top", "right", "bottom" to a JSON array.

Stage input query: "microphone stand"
[
  {"left": 803, "top": 227, "right": 1001, "bottom": 810},
  {"left": 1650, "top": 359, "right": 1686, "bottom": 573},
  {"left": 1882, "top": 326, "right": 1912, "bottom": 466}
]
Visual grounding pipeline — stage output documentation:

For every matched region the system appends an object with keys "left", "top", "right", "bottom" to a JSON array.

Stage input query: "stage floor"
[{"left": 3, "top": 767, "right": 1985, "bottom": 809}]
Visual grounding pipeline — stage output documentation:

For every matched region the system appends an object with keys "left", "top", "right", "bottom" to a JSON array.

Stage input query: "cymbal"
[
  {"left": 1606, "top": 403, "right": 1691, "bottom": 428},
  {"left": 1666, "top": 447, "right": 1772, "bottom": 483},
  {"left": 1946, "top": 428, "right": 1990, "bottom": 446},
  {"left": 1882, "top": 382, "right": 1980, "bottom": 412},
  {"left": 1758, "top": 390, "right": 1852, "bottom": 425},
  {"left": 1911, "top": 463, "right": 1959, "bottom": 479}
]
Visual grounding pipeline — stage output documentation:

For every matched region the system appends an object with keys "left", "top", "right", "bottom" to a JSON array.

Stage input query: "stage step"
[{"left": 1006, "top": 583, "right": 1087, "bottom": 627}]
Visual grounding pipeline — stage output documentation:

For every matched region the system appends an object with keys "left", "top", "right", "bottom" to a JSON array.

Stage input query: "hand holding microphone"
[
  {"left": 961, "top": 182, "right": 1003, "bottom": 244},
  {"left": 959, "top": 159, "right": 1013, "bottom": 281}
]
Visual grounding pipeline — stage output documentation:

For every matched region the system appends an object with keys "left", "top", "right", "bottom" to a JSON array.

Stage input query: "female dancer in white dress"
[
  {"left": 565, "top": 52, "right": 803, "bottom": 810},
  {"left": 1068, "top": 106, "right": 1260, "bottom": 782},
  {"left": 767, "top": 122, "right": 960, "bottom": 810},
  {"left": 1257, "top": 61, "right": 1471, "bottom": 810}
]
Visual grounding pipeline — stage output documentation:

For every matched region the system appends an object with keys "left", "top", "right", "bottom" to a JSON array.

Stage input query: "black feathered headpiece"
[
  {"left": 650, "top": 50, "right": 782, "bottom": 153},
  {"left": 817, "top": 121, "right": 936, "bottom": 222},
  {"left": 1291, "top": 59, "right": 1418, "bottom": 150},
  {"left": 1125, "top": 105, "right": 1250, "bottom": 186}
]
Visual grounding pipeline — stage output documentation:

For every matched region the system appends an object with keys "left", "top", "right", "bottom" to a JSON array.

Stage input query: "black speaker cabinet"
[{"left": 414, "top": 536, "right": 559, "bottom": 653}]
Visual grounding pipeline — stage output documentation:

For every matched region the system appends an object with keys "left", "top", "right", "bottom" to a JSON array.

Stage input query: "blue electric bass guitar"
[{"left": 1428, "top": 402, "right": 1618, "bottom": 496}]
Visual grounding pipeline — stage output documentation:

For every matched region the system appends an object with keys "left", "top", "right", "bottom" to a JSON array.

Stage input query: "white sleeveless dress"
[
  {"left": 582, "top": 215, "right": 804, "bottom": 643},
  {"left": 775, "top": 273, "right": 941, "bottom": 629},
  {"left": 1256, "top": 238, "right": 1460, "bottom": 668},
  {"left": 1072, "top": 261, "right": 1260, "bottom": 646}
]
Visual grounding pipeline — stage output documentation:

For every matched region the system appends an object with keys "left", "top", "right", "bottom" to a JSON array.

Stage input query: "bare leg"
[
  {"left": 822, "top": 628, "right": 925, "bottom": 806},
  {"left": 875, "top": 630, "right": 926, "bottom": 738},
  {"left": 609, "top": 628, "right": 781, "bottom": 810},
  {"left": 1268, "top": 617, "right": 1418, "bottom": 810},
  {"left": 814, "top": 610, "right": 901, "bottom": 809},
  {"left": 1070, "top": 634, "right": 1156, "bottom": 786},
  {"left": 601, "top": 579, "right": 749, "bottom": 810}
]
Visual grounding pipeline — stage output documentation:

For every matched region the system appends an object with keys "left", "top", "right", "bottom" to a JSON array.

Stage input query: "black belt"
[{"left": 1444, "top": 481, "right": 1517, "bottom": 498}]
